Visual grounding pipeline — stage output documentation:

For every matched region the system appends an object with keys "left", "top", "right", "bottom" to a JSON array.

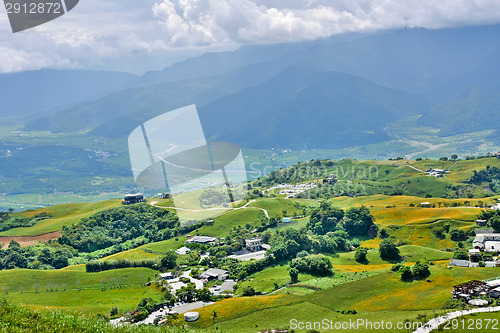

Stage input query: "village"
[{"left": 112, "top": 234, "right": 270, "bottom": 326}]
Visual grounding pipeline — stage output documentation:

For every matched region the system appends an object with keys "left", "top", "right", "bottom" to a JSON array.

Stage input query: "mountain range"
[{"left": 6, "top": 24, "right": 500, "bottom": 149}]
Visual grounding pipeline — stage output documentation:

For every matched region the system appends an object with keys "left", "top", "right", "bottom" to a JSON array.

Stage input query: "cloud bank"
[{"left": 2, "top": 0, "right": 500, "bottom": 73}]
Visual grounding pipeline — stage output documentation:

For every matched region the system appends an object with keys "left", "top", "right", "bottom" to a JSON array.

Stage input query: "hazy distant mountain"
[
  {"left": 0, "top": 69, "right": 136, "bottom": 117},
  {"left": 419, "top": 86, "right": 500, "bottom": 141},
  {"left": 25, "top": 58, "right": 298, "bottom": 135},
  {"left": 199, "top": 64, "right": 424, "bottom": 149},
  {"left": 22, "top": 24, "right": 500, "bottom": 149},
  {"left": 134, "top": 31, "right": 368, "bottom": 86},
  {"left": 137, "top": 24, "right": 500, "bottom": 103}
]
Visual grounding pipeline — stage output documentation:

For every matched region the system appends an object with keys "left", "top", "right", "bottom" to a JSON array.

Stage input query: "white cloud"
[
  {"left": 151, "top": 0, "right": 500, "bottom": 46},
  {"left": 2, "top": 0, "right": 500, "bottom": 73}
]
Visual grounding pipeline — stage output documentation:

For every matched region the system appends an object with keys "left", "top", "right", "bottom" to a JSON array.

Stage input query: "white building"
[
  {"left": 175, "top": 247, "right": 192, "bottom": 255},
  {"left": 473, "top": 233, "right": 500, "bottom": 252},
  {"left": 245, "top": 238, "right": 262, "bottom": 252}
]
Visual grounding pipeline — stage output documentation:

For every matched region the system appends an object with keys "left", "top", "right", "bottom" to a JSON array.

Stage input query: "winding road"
[
  {"left": 413, "top": 306, "right": 500, "bottom": 333},
  {"left": 150, "top": 199, "right": 270, "bottom": 219}
]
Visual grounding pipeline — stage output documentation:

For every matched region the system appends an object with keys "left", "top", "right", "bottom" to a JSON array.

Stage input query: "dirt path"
[
  {"left": 0, "top": 230, "right": 61, "bottom": 249},
  {"left": 150, "top": 198, "right": 271, "bottom": 219},
  {"left": 406, "top": 164, "right": 427, "bottom": 173}
]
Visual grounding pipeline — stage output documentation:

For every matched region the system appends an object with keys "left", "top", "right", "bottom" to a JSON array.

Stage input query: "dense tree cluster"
[
  {"left": 469, "top": 165, "right": 500, "bottom": 193},
  {"left": 306, "top": 203, "right": 375, "bottom": 237},
  {"left": 469, "top": 165, "right": 500, "bottom": 184},
  {"left": 354, "top": 247, "right": 368, "bottom": 263},
  {"left": 0, "top": 211, "right": 51, "bottom": 232},
  {"left": 398, "top": 261, "right": 431, "bottom": 282},
  {"left": 290, "top": 254, "right": 333, "bottom": 276},
  {"left": 85, "top": 259, "right": 159, "bottom": 273},
  {"left": 379, "top": 239, "right": 400, "bottom": 261},
  {"left": 0, "top": 240, "right": 75, "bottom": 270},
  {"left": 478, "top": 210, "right": 500, "bottom": 233},
  {"left": 58, "top": 204, "right": 179, "bottom": 252},
  {"left": 176, "top": 285, "right": 212, "bottom": 303}
]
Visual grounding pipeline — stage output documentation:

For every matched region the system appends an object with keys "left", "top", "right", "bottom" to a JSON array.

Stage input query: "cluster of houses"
[
  {"left": 452, "top": 277, "right": 500, "bottom": 304},
  {"left": 275, "top": 182, "right": 317, "bottom": 197},
  {"left": 427, "top": 168, "right": 450, "bottom": 177},
  {"left": 449, "top": 230, "right": 500, "bottom": 267},
  {"left": 156, "top": 234, "right": 272, "bottom": 309}
]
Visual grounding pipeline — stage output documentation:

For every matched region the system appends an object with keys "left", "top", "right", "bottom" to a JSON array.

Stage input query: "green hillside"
[
  {"left": 0, "top": 299, "right": 193, "bottom": 333},
  {"left": 1, "top": 200, "right": 121, "bottom": 236}
]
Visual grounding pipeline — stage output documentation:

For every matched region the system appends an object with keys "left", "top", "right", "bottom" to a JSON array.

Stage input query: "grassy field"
[
  {"left": 1, "top": 200, "right": 121, "bottom": 236},
  {"left": 247, "top": 198, "right": 303, "bottom": 217},
  {"left": 235, "top": 264, "right": 316, "bottom": 295},
  {"left": 193, "top": 208, "right": 265, "bottom": 237},
  {"left": 0, "top": 267, "right": 162, "bottom": 314},
  {"left": 0, "top": 299, "right": 196, "bottom": 333},
  {"left": 1, "top": 155, "right": 499, "bottom": 331},
  {"left": 177, "top": 263, "right": 500, "bottom": 332}
]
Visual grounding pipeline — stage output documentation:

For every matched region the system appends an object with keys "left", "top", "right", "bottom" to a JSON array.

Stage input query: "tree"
[
  {"left": 33, "top": 284, "right": 40, "bottom": 293},
  {"left": 379, "top": 239, "right": 400, "bottom": 261},
  {"left": 451, "top": 154, "right": 458, "bottom": 161},
  {"left": 164, "top": 289, "right": 176, "bottom": 306},
  {"left": 307, "top": 202, "right": 344, "bottom": 235},
  {"left": 379, "top": 228, "right": 389, "bottom": 239},
  {"left": 449, "top": 228, "right": 467, "bottom": 241},
  {"left": 212, "top": 310, "right": 218, "bottom": 323},
  {"left": 453, "top": 249, "right": 468, "bottom": 260},
  {"left": 160, "top": 251, "right": 178, "bottom": 270},
  {"left": 242, "top": 286, "right": 256, "bottom": 296},
  {"left": 399, "top": 266, "right": 413, "bottom": 281},
  {"left": 289, "top": 267, "right": 299, "bottom": 284},
  {"left": 354, "top": 247, "right": 368, "bottom": 263},
  {"left": 110, "top": 307, "right": 118, "bottom": 317},
  {"left": 197, "top": 288, "right": 212, "bottom": 302},
  {"left": 176, "top": 285, "right": 197, "bottom": 303},
  {"left": 490, "top": 215, "right": 500, "bottom": 233},
  {"left": 412, "top": 261, "right": 430, "bottom": 279},
  {"left": 52, "top": 254, "right": 69, "bottom": 269},
  {"left": 432, "top": 227, "right": 445, "bottom": 239},
  {"left": 341, "top": 206, "right": 375, "bottom": 237},
  {"left": 3, "top": 251, "right": 28, "bottom": 269},
  {"left": 8, "top": 240, "right": 20, "bottom": 250},
  {"left": 290, "top": 255, "right": 333, "bottom": 276}
]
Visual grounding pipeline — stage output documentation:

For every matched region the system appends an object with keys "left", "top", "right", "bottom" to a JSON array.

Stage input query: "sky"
[{"left": 2, "top": 0, "right": 500, "bottom": 74}]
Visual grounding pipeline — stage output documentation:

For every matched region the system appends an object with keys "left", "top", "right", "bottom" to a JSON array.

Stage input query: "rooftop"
[{"left": 186, "top": 236, "right": 217, "bottom": 244}]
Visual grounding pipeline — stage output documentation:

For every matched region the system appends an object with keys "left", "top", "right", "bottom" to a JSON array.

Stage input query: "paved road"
[
  {"left": 134, "top": 301, "right": 215, "bottom": 326},
  {"left": 413, "top": 306, "right": 500, "bottom": 333}
]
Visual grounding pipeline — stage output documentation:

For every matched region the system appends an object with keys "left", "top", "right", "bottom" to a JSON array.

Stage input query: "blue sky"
[{"left": 2, "top": 0, "right": 500, "bottom": 74}]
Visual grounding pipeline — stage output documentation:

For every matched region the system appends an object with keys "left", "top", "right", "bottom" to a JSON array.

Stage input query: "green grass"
[
  {"left": 0, "top": 267, "right": 162, "bottom": 314},
  {"left": 138, "top": 237, "right": 186, "bottom": 254},
  {"left": 179, "top": 264, "right": 500, "bottom": 332},
  {"left": 0, "top": 299, "right": 195, "bottom": 333},
  {"left": 235, "top": 264, "right": 316, "bottom": 295},
  {"left": 193, "top": 208, "right": 265, "bottom": 237},
  {"left": 1, "top": 200, "right": 121, "bottom": 236},
  {"left": 247, "top": 198, "right": 303, "bottom": 217},
  {"left": 331, "top": 246, "right": 451, "bottom": 267}
]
